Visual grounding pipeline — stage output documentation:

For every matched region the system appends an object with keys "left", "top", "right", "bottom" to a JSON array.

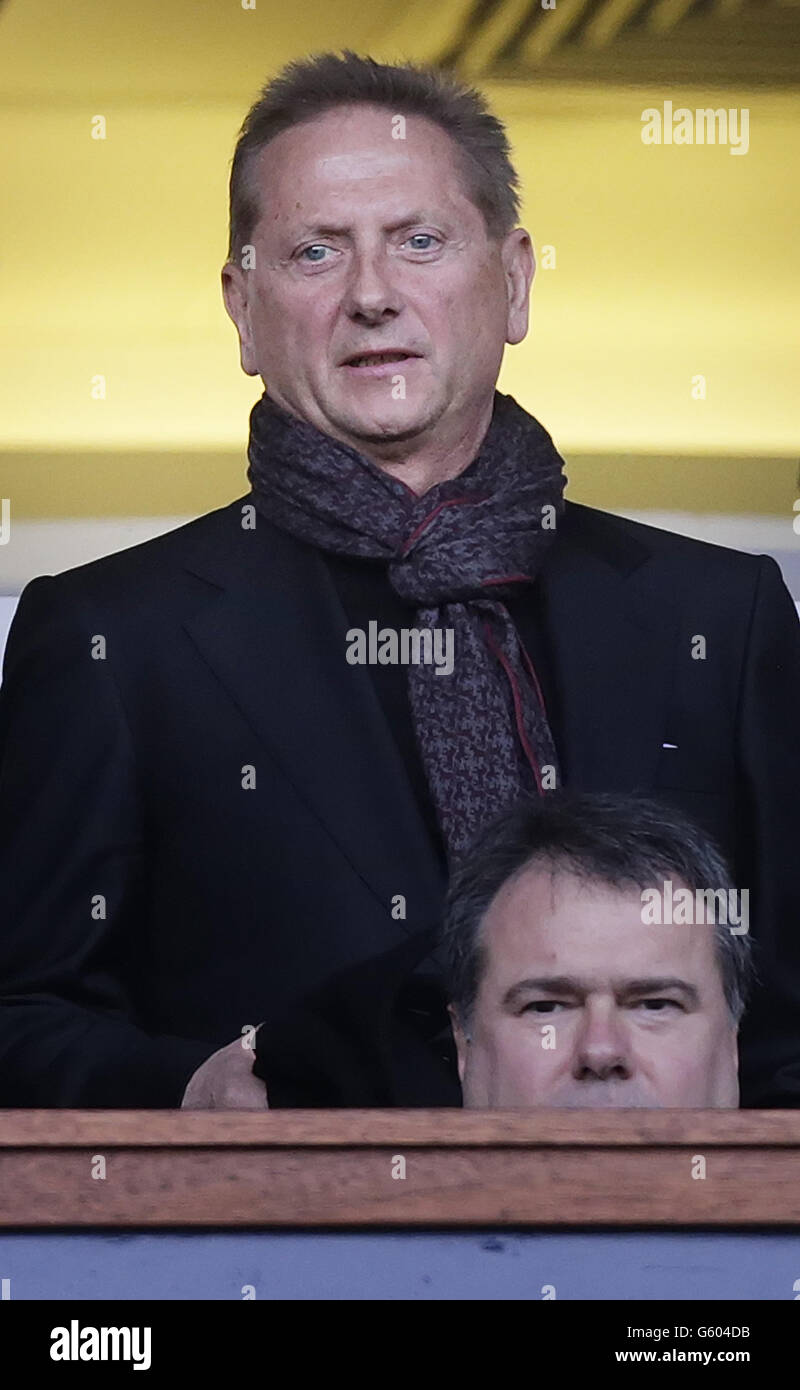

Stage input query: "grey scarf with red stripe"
[{"left": 246, "top": 389, "right": 567, "bottom": 859}]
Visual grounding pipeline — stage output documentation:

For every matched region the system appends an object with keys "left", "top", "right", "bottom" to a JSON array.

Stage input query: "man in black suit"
[{"left": 0, "top": 53, "right": 798, "bottom": 1109}]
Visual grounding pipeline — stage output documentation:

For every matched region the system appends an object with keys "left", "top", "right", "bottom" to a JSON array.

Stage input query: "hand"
[{"left": 180, "top": 1035, "right": 269, "bottom": 1109}]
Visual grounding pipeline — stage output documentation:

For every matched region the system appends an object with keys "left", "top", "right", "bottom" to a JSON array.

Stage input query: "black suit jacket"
[{"left": 1, "top": 495, "right": 798, "bottom": 1106}]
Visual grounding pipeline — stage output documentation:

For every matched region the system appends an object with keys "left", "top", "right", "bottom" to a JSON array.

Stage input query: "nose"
[
  {"left": 571, "top": 1001, "right": 632, "bottom": 1083},
  {"left": 343, "top": 245, "right": 402, "bottom": 324}
]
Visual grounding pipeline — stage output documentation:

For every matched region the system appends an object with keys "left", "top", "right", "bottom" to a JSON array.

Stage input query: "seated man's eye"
[
  {"left": 521, "top": 1001, "right": 564, "bottom": 1014},
  {"left": 638, "top": 998, "right": 680, "bottom": 1011}
]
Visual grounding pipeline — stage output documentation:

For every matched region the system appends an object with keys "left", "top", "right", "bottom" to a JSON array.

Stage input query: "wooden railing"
[{"left": 1, "top": 1110, "right": 799, "bottom": 1228}]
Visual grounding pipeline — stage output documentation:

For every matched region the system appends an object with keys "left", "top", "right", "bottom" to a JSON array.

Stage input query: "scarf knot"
[{"left": 247, "top": 389, "right": 566, "bottom": 858}]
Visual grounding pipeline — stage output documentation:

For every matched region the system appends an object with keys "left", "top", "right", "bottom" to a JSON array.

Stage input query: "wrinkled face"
[
  {"left": 221, "top": 103, "right": 532, "bottom": 455},
  {"left": 451, "top": 867, "right": 740, "bottom": 1109}
]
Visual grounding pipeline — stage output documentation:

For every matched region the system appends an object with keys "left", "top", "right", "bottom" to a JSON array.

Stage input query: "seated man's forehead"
[
  {"left": 482, "top": 864, "right": 720, "bottom": 980},
  {"left": 486, "top": 861, "right": 653, "bottom": 926}
]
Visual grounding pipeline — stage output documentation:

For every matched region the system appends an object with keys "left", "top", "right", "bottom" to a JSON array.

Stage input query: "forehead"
[
  {"left": 480, "top": 864, "right": 721, "bottom": 986},
  {"left": 250, "top": 104, "right": 474, "bottom": 221}
]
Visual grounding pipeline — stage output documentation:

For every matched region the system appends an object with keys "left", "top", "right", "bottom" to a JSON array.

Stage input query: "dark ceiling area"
[{"left": 439, "top": 0, "right": 800, "bottom": 87}]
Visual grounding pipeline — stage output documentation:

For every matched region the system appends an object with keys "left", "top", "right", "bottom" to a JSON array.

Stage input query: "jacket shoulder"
[
  {"left": 49, "top": 496, "right": 252, "bottom": 590},
  {"left": 562, "top": 499, "right": 765, "bottom": 580},
  {"left": 7, "top": 498, "right": 259, "bottom": 640}
]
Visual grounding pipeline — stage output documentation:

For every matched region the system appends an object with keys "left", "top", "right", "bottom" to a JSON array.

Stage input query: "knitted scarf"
[{"left": 246, "top": 389, "right": 566, "bottom": 859}]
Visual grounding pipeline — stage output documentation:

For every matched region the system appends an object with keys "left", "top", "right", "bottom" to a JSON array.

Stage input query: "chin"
[
  {"left": 343, "top": 414, "right": 432, "bottom": 447},
  {"left": 331, "top": 390, "right": 442, "bottom": 441}
]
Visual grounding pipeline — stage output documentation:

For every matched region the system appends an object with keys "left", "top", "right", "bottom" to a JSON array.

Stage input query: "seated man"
[{"left": 245, "top": 792, "right": 754, "bottom": 1109}]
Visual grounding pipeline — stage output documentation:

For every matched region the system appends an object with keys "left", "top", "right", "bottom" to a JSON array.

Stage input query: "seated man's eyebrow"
[
  {"left": 501, "top": 976, "right": 701, "bottom": 1009},
  {"left": 502, "top": 976, "right": 584, "bottom": 1007},
  {"left": 618, "top": 978, "right": 700, "bottom": 1007}
]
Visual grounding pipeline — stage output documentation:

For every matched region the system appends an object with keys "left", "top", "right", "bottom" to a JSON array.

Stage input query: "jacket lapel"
[
  {"left": 181, "top": 504, "right": 446, "bottom": 923},
  {"left": 541, "top": 503, "right": 678, "bottom": 791}
]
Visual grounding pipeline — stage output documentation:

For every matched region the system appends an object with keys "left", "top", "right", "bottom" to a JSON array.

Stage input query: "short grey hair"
[
  {"left": 227, "top": 50, "right": 522, "bottom": 261},
  {"left": 441, "top": 792, "right": 756, "bottom": 1032}
]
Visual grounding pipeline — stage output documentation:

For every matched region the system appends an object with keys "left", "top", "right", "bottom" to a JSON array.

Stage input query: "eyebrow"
[
  {"left": 502, "top": 976, "right": 701, "bottom": 1009},
  {"left": 293, "top": 213, "right": 441, "bottom": 239}
]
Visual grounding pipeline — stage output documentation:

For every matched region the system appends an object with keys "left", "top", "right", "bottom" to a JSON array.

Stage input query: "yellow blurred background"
[{"left": 1, "top": 0, "right": 798, "bottom": 598}]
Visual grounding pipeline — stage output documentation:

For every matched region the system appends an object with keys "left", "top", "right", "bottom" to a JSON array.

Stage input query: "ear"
[
  {"left": 447, "top": 1003, "right": 470, "bottom": 1084},
  {"left": 502, "top": 227, "right": 535, "bottom": 347},
  {"left": 221, "top": 260, "right": 260, "bottom": 376},
  {"left": 730, "top": 1026, "right": 741, "bottom": 1105}
]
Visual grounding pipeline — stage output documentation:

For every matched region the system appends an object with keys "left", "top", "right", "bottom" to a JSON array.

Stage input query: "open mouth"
[{"left": 342, "top": 351, "right": 421, "bottom": 369}]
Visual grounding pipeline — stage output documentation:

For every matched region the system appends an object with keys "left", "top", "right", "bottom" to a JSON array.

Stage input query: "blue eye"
[
  {"left": 407, "top": 233, "right": 437, "bottom": 250},
  {"left": 300, "top": 245, "right": 330, "bottom": 262}
]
